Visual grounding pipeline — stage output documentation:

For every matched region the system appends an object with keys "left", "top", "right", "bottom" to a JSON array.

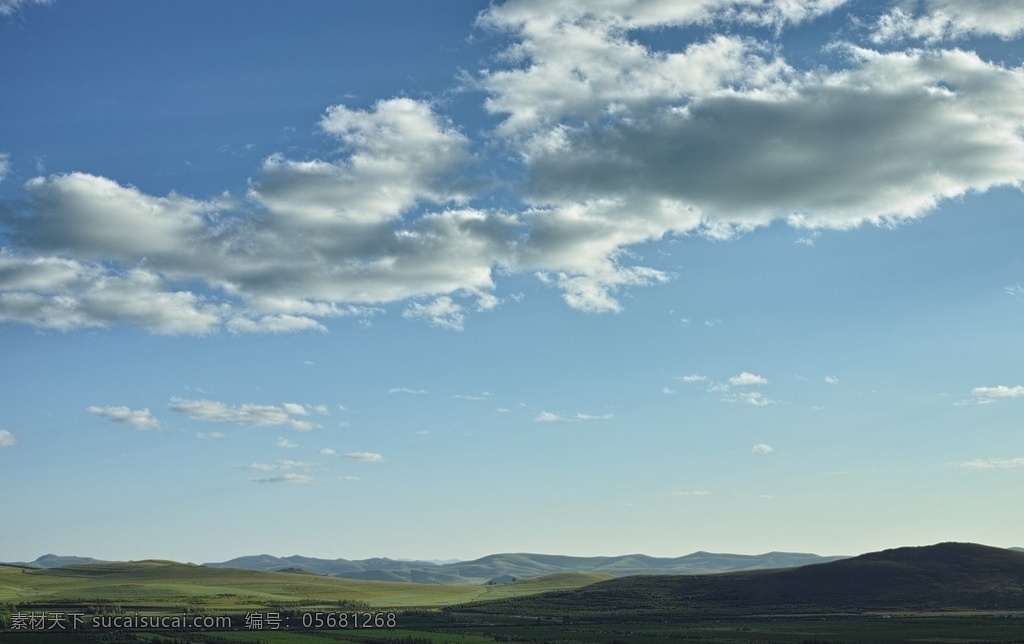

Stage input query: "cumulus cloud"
[
  {"left": 0, "top": 429, "right": 17, "bottom": 448},
  {"left": 971, "top": 385, "right": 1024, "bottom": 403},
  {"left": 678, "top": 374, "right": 708, "bottom": 383},
  {"left": 87, "top": 406, "right": 160, "bottom": 430},
  {"left": 1, "top": 101, "right": 516, "bottom": 334},
  {"left": 276, "top": 437, "right": 298, "bottom": 449},
  {"left": 729, "top": 372, "right": 768, "bottom": 386},
  {"left": 752, "top": 443, "right": 775, "bottom": 454},
  {"left": 343, "top": 451, "right": 384, "bottom": 463},
  {"left": 961, "top": 456, "right": 1024, "bottom": 469},
  {"left": 4, "top": 2, "right": 1024, "bottom": 331},
  {"left": 168, "top": 397, "right": 317, "bottom": 428},
  {"left": 873, "top": 0, "right": 1024, "bottom": 43},
  {"left": 824, "top": 375, "right": 840, "bottom": 384}
]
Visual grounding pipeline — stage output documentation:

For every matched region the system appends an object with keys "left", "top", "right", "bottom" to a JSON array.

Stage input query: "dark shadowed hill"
[
  {"left": 455, "top": 542, "right": 1024, "bottom": 619},
  {"left": 204, "top": 550, "right": 845, "bottom": 584}
]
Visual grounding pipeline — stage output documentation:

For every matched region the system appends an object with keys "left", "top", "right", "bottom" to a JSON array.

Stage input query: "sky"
[{"left": 1, "top": 0, "right": 1022, "bottom": 564}]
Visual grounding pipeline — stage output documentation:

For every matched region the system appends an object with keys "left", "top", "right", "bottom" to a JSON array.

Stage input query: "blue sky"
[{"left": 1, "top": 0, "right": 1022, "bottom": 563}]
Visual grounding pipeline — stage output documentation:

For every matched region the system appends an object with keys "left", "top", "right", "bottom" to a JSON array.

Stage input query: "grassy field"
[
  {"left": 4, "top": 553, "right": 1024, "bottom": 643},
  {"left": 0, "top": 563, "right": 608, "bottom": 612}
]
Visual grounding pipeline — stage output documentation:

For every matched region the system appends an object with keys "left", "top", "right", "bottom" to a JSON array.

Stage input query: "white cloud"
[
  {"left": 0, "top": 254, "right": 224, "bottom": 335},
  {"left": 2, "top": 100, "right": 518, "bottom": 334},
  {"left": 4, "top": 2, "right": 1024, "bottom": 332},
  {"left": 972, "top": 385, "right": 1024, "bottom": 403},
  {"left": 728, "top": 392, "right": 775, "bottom": 406},
  {"left": 282, "top": 403, "right": 309, "bottom": 416},
  {"left": 961, "top": 456, "right": 1024, "bottom": 469},
  {"left": 678, "top": 374, "right": 707, "bottom": 383},
  {"left": 1006, "top": 284, "right": 1024, "bottom": 298},
  {"left": 0, "top": 0, "right": 51, "bottom": 17},
  {"left": 252, "top": 472, "right": 315, "bottom": 485},
  {"left": 276, "top": 437, "right": 298, "bottom": 449},
  {"left": 824, "top": 375, "right": 840, "bottom": 384},
  {"left": 169, "top": 397, "right": 318, "bottom": 429},
  {"left": 246, "top": 463, "right": 277, "bottom": 472},
  {"left": 343, "top": 451, "right": 384, "bottom": 463},
  {"left": 752, "top": 443, "right": 775, "bottom": 454},
  {"left": 872, "top": 0, "right": 1024, "bottom": 43},
  {"left": 0, "top": 429, "right": 17, "bottom": 448},
  {"left": 534, "top": 411, "right": 566, "bottom": 422},
  {"left": 0, "top": 153, "right": 9, "bottom": 183},
  {"left": 318, "top": 448, "right": 336, "bottom": 456},
  {"left": 87, "top": 406, "right": 160, "bottom": 430},
  {"left": 454, "top": 392, "right": 492, "bottom": 400},
  {"left": 227, "top": 314, "right": 327, "bottom": 334},
  {"left": 729, "top": 372, "right": 768, "bottom": 386},
  {"left": 576, "top": 412, "right": 613, "bottom": 420},
  {"left": 403, "top": 296, "right": 465, "bottom": 331},
  {"left": 196, "top": 432, "right": 225, "bottom": 440},
  {"left": 670, "top": 490, "right": 711, "bottom": 496},
  {"left": 244, "top": 460, "right": 315, "bottom": 472},
  {"left": 388, "top": 387, "right": 428, "bottom": 395},
  {"left": 662, "top": 387, "right": 676, "bottom": 395}
]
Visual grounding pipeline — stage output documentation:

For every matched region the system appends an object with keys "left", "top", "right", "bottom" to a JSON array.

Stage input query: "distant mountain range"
[
  {"left": 457, "top": 542, "right": 1024, "bottom": 617},
  {"left": 201, "top": 551, "right": 850, "bottom": 584},
  {"left": 8, "top": 545, "right": 1023, "bottom": 587}
]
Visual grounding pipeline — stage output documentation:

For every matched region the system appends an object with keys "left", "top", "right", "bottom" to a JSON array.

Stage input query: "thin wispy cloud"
[
  {"left": 0, "top": 0, "right": 51, "bottom": 17},
  {"left": 534, "top": 411, "right": 567, "bottom": 422},
  {"left": 576, "top": 412, "right": 613, "bottom": 421},
  {"left": 87, "top": 406, "right": 160, "bottom": 430},
  {"left": 726, "top": 392, "right": 775, "bottom": 407},
  {"left": 275, "top": 437, "right": 298, "bottom": 449},
  {"left": 0, "top": 429, "right": 17, "bottom": 448},
  {"left": 961, "top": 457, "right": 1024, "bottom": 470},
  {"left": 343, "top": 451, "right": 384, "bottom": 463},
  {"left": 752, "top": 443, "right": 775, "bottom": 455},
  {"left": 252, "top": 472, "right": 315, "bottom": 485},
  {"left": 388, "top": 387, "right": 428, "bottom": 395}
]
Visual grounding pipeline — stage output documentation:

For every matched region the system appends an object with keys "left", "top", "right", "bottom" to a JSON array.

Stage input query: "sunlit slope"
[{"left": 0, "top": 561, "right": 606, "bottom": 609}]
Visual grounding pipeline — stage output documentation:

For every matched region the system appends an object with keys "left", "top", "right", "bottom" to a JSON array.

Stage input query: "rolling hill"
[
  {"left": 204, "top": 550, "right": 846, "bottom": 584},
  {"left": 455, "top": 542, "right": 1024, "bottom": 619},
  {"left": 0, "top": 559, "right": 606, "bottom": 610}
]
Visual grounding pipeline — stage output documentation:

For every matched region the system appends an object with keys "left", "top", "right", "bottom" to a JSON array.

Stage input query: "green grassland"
[
  {"left": 4, "top": 547, "right": 1024, "bottom": 643},
  {"left": 0, "top": 562, "right": 608, "bottom": 611}
]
